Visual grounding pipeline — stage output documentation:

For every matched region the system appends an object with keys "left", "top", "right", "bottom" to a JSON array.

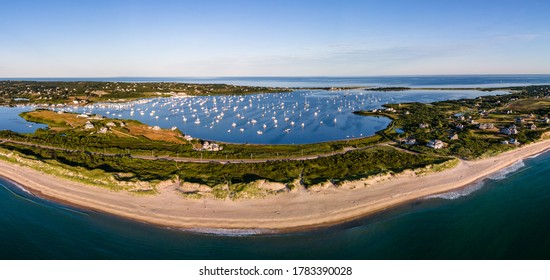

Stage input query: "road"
[{"left": 0, "top": 138, "right": 404, "bottom": 164}]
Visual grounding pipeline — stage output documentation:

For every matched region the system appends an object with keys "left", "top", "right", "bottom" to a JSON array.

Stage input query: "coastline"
[{"left": 1, "top": 139, "right": 549, "bottom": 233}]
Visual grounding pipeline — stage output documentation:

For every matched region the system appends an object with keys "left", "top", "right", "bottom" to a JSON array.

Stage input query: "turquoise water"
[{"left": 1, "top": 152, "right": 549, "bottom": 259}]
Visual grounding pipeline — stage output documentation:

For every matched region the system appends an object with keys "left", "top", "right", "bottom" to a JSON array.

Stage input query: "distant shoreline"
[{"left": 1, "top": 139, "right": 549, "bottom": 233}]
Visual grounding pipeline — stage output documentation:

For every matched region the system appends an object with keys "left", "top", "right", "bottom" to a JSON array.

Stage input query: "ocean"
[
  {"left": 1, "top": 75, "right": 550, "bottom": 259},
  {"left": 1, "top": 151, "right": 549, "bottom": 259}
]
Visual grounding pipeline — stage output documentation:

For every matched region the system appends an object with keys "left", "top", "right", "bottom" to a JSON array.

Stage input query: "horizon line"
[{"left": 2, "top": 73, "right": 550, "bottom": 80}]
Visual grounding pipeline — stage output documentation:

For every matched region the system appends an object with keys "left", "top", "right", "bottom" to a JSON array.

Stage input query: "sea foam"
[
  {"left": 487, "top": 160, "right": 525, "bottom": 180},
  {"left": 425, "top": 160, "right": 527, "bottom": 200},
  {"left": 425, "top": 181, "right": 485, "bottom": 200},
  {"left": 181, "top": 228, "right": 275, "bottom": 236}
]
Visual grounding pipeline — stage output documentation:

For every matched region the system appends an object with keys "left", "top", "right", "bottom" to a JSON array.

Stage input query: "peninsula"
[{"left": 0, "top": 82, "right": 549, "bottom": 231}]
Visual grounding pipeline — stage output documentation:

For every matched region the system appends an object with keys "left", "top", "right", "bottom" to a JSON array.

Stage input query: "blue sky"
[{"left": 1, "top": 0, "right": 549, "bottom": 77}]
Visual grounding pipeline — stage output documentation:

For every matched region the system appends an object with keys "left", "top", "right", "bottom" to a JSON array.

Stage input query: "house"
[
  {"left": 152, "top": 126, "right": 161, "bottom": 131},
  {"left": 509, "top": 138, "right": 520, "bottom": 145},
  {"left": 84, "top": 121, "right": 94, "bottom": 130},
  {"left": 456, "top": 124, "right": 464, "bottom": 130},
  {"left": 501, "top": 140, "right": 509, "bottom": 145},
  {"left": 515, "top": 117, "right": 525, "bottom": 124},
  {"left": 106, "top": 122, "right": 116, "bottom": 127},
  {"left": 419, "top": 123, "right": 429, "bottom": 129},
  {"left": 88, "top": 114, "right": 104, "bottom": 120},
  {"left": 500, "top": 125, "right": 518, "bottom": 135},
  {"left": 449, "top": 133, "right": 459, "bottom": 140},
  {"left": 529, "top": 123, "right": 537, "bottom": 130},
  {"left": 201, "top": 141, "right": 223, "bottom": 151},
  {"left": 184, "top": 135, "right": 193, "bottom": 141},
  {"left": 478, "top": 123, "right": 494, "bottom": 130},
  {"left": 98, "top": 127, "right": 108, "bottom": 134},
  {"left": 402, "top": 137, "right": 416, "bottom": 145},
  {"left": 427, "top": 139, "right": 444, "bottom": 149}
]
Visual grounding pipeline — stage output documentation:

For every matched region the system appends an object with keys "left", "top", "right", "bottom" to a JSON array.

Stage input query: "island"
[{"left": 0, "top": 81, "right": 549, "bottom": 231}]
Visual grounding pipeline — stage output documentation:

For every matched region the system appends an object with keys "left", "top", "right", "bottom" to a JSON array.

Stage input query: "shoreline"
[{"left": 1, "top": 139, "right": 549, "bottom": 233}]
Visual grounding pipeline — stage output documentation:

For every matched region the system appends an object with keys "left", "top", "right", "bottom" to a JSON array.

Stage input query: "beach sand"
[{"left": 1, "top": 139, "right": 549, "bottom": 232}]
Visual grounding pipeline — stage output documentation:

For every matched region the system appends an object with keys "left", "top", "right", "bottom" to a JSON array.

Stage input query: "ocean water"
[
  {"left": 1, "top": 75, "right": 550, "bottom": 259},
  {"left": 4, "top": 74, "right": 550, "bottom": 88},
  {"left": 1, "top": 151, "right": 549, "bottom": 260}
]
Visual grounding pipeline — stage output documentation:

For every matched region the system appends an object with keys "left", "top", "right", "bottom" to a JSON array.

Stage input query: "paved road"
[{"left": 0, "top": 138, "right": 396, "bottom": 164}]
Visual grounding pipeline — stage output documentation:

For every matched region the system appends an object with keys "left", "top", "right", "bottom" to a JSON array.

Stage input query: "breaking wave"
[
  {"left": 425, "top": 181, "right": 485, "bottom": 200},
  {"left": 425, "top": 160, "right": 528, "bottom": 200},
  {"left": 181, "top": 228, "right": 276, "bottom": 236},
  {"left": 487, "top": 160, "right": 525, "bottom": 180}
]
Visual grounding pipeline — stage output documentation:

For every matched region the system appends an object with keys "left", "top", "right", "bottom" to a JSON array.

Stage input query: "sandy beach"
[{"left": 1, "top": 139, "right": 549, "bottom": 232}]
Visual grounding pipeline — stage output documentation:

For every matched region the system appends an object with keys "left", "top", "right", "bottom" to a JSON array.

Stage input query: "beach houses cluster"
[
  {"left": 500, "top": 125, "right": 519, "bottom": 135},
  {"left": 198, "top": 141, "right": 223, "bottom": 152},
  {"left": 85, "top": 119, "right": 127, "bottom": 134}
]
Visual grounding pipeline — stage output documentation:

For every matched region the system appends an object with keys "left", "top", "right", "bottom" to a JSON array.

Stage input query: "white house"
[
  {"left": 427, "top": 139, "right": 444, "bottom": 149},
  {"left": 84, "top": 121, "right": 94, "bottom": 130}
]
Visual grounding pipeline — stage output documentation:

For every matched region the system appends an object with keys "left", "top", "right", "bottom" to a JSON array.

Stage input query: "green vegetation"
[
  {"left": 0, "top": 81, "right": 290, "bottom": 106},
  {"left": 14, "top": 110, "right": 387, "bottom": 160},
  {"left": 0, "top": 141, "right": 448, "bottom": 192},
  {"left": 355, "top": 85, "right": 550, "bottom": 159},
  {"left": 1, "top": 83, "right": 549, "bottom": 200}
]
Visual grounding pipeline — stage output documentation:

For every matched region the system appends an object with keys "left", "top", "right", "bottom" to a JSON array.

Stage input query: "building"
[
  {"left": 500, "top": 125, "right": 518, "bottom": 135},
  {"left": 509, "top": 138, "right": 520, "bottom": 145},
  {"left": 402, "top": 137, "right": 416, "bottom": 145},
  {"left": 478, "top": 123, "right": 494, "bottom": 130},
  {"left": 419, "top": 123, "right": 429, "bottom": 129},
  {"left": 426, "top": 139, "right": 444, "bottom": 149},
  {"left": 84, "top": 121, "right": 94, "bottom": 130},
  {"left": 200, "top": 141, "right": 223, "bottom": 151},
  {"left": 515, "top": 117, "right": 525, "bottom": 124},
  {"left": 449, "top": 133, "right": 459, "bottom": 140},
  {"left": 529, "top": 123, "right": 537, "bottom": 130}
]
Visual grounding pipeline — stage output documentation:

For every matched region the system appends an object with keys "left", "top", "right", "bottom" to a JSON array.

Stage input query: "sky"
[{"left": 1, "top": 0, "right": 550, "bottom": 77}]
